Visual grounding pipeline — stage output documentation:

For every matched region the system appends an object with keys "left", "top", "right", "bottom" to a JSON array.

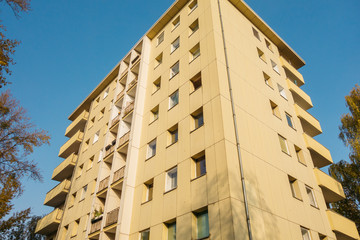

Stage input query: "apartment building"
[{"left": 35, "top": 0, "right": 360, "bottom": 240}]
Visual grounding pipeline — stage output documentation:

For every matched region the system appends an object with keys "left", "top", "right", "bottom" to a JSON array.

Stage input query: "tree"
[{"left": 329, "top": 84, "right": 360, "bottom": 233}]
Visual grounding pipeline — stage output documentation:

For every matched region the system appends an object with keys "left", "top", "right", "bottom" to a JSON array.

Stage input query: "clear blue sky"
[{"left": 1, "top": 0, "right": 359, "bottom": 217}]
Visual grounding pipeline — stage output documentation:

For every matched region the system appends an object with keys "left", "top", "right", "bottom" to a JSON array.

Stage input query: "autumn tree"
[{"left": 329, "top": 84, "right": 360, "bottom": 232}]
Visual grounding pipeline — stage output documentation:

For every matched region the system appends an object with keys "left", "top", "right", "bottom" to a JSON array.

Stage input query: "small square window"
[
  {"left": 194, "top": 209, "right": 209, "bottom": 239},
  {"left": 270, "top": 100, "right": 281, "bottom": 119},
  {"left": 257, "top": 48, "right": 266, "bottom": 62},
  {"left": 157, "top": 32, "right": 164, "bottom": 46},
  {"left": 278, "top": 134, "right": 290, "bottom": 155},
  {"left": 143, "top": 179, "right": 154, "bottom": 202},
  {"left": 165, "top": 167, "right": 177, "bottom": 192},
  {"left": 147, "top": 139, "right": 157, "bottom": 159},
  {"left": 191, "top": 108, "right": 204, "bottom": 131},
  {"left": 155, "top": 53, "right": 163, "bottom": 69},
  {"left": 288, "top": 175, "right": 302, "bottom": 200},
  {"left": 167, "top": 124, "right": 178, "bottom": 146},
  {"left": 306, "top": 186, "right": 317, "bottom": 207},
  {"left": 263, "top": 72, "right": 273, "bottom": 88},
  {"left": 192, "top": 151, "right": 206, "bottom": 179},
  {"left": 278, "top": 84, "right": 287, "bottom": 100},
  {"left": 285, "top": 112, "right": 295, "bottom": 129},
  {"left": 166, "top": 221, "right": 176, "bottom": 240},
  {"left": 189, "top": 0, "right": 198, "bottom": 14},
  {"left": 83, "top": 139, "right": 89, "bottom": 152},
  {"left": 265, "top": 39, "right": 273, "bottom": 51},
  {"left": 99, "top": 107, "right": 105, "bottom": 119},
  {"left": 252, "top": 27, "right": 260, "bottom": 40},
  {"left": 190, "top": 72, "right": 202, "bottom": 92},
  {"left": 170, "top": 61, "right": 180, "bottom": 79},
  {"left": 318, "top": 233, "right": 327, "bottom": 240},
  {"left": 271, "top": 59, "right": 280, "bottom": 74},
  {"left": 80, "top": 185, "right": 87, "bottom": 200},
  {"left": 190, "top": 43, "right": 200, "bottom": 62},
  {"left": 172, "top": 16, "right": 180, "bottom": 30},
  {"left": 93, "top": 131, "right": 99, "bottom": 144},
  {"left": 169, "top": 90, "right": 179, "bottom": 109},
  {"left": 150, "top": 105, "right": 159, "bottom": 123},
  {"left": 140, "top": 229, "right": 150, "bottom": 240},
  {"left": 77, "top": 164, "right": 83, "bottom": 179},
  {"left": 103, "top": 88, "right": 109, "bottom": 99},
  {"left": 87, "top": 156, "right": 94, "bottom": 170},
  {"left": 98, "top": 150, "right": 103, "bottom": 162},
  {"left": 152, "top": 77, "right": 161, "bottom": 94},
  {"left": 171, "top": 37, "right": 180, "bottom": 53},
  {"left": 70, "top": 192, "right": 76, "bottom": 207},
  {"left": 295, "top": 145, "right": 306, "bottom": 165},
  {"left": 301, "top": 227, "right": 312, "bottom": 240},
  {"left": 189, "top": 19, "right": 199, "bottom": 36},
  {"left": 94, "top": 97, "right": 100, "bottom": 108}
]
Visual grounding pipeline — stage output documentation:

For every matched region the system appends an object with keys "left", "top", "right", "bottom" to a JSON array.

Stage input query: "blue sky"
[{"left": 1, "top": 0, "right": 359, "bottom": 217}]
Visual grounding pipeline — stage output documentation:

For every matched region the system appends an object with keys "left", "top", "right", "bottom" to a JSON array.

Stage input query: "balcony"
[
  {"left": 89, "top": 216, "right": 102, "bottom": 235},
  {"left": 58, "top": 131, "right": 84, "bottom": 159},
  {"left": 44, "top": 179, "right": 71, "bottom": 207},
  {"left": 279, "top": 56, "right": 305, "bottom": 86},
  {"left": 97, "top": 176, "right": 109, "bottom": 198},
  {"left": 110, "top": 114, "right": 121, "bottom": 129},
  {"left": 105, "top": 207, "right": 119, "bottom": 227},
  {"left": 303, "top": 133, "right": 333, "bottom": 168},
  {"left": 52, "top": 153, "right": 77, "bottom": 181},
  {"left": 314, "top": 168, "right": 345, "bottom": 203},
  {"left": 115, "top": 90, "right": 125, "bottom": 103},
  {"left": 127, "top": 78, "right": 138, "bottom": 92},
  {"left": 118, "top": 132, "right": 130, "bottom": 149},
  {"left": 111, "top": 167, "right": 125, "bottom": 190},
  {"left": 326, "top": 209, "right": 360, "bottom": 240},
  {"left": 122, "top": 102, "right": 134, "bottom": 118},
  {"left": 35, "top": 208, "right": 63, "bottom": 235},
  {"left": 294, "top": 104, "right": 322, "bottom": 137},
  {"left": 286, "top": 79, "right": 313, "bottom": 110},
  {"left": 65, "top": 110, "right": 89, "bottom": 138}
]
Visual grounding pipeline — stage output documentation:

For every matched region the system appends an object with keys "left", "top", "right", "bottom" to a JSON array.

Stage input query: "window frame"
[
  {"left": 170, "top": 61, "right": 180, "bottom": 79},
  {"left": 165, "top": 167, "right": 178, "bottom": 192},
  {"left": 169, "top": 90, "right": 179, "bottom": 110},
  {"left": 147, "top": 139, "right": 157, "bottom": 159}
]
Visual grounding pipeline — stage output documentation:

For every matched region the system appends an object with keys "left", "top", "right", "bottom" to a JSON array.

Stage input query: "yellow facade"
[{"left": 36, "top": 0, "right": 360, "bottom": 240}]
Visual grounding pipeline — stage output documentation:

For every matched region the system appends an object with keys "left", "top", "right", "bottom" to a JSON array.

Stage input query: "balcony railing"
[
  {"left": 44, "top": 179, "right": 71, "bottom": 207},
  {"left": 303, "top": 133, "right": 333, "bottom": 168},
  {"left": 294, "top": 104, "right": 322, "bottom": 137},
  {"left": 52, "top": 153, "right": 77, "bottom": 181},
  {"left": 105, "top": 208, "right": 120, "bottom": 227},
  {"left": 326, "top": 209, "right": 360, "bottom": 240},
  {"left": 98, "top": 176, "right": 109, "bottom": 193},
  {"left": 279, "top": 56, "right": 305, "bottom": 86},
  {"left": 58, "top": 131, "right": 84, "bottom": 158},
  {"left": 110, "top": 114, "right": 121, "bottom": 128},
  {"left": 90, "top": 217, "right": 102, "bottom": 233},
  {"left": 131, "top": 55, "right": 140, "bottom": 65},
  {"left": 105, "top": 140, "right": 116, "bottom": 158},
  {"left": 127, "top": 78, "right": 138, "bottom": 91},
  {"left": 286, "top": 79, "right": 313, "bottom": 110},
  {"left": 314, "top": 168, "right": 345, "bottom": 203},
  {"left": 123, "top": 102, "right": 134, "bottom": 117},
  {"left": 65, "top": 110, "right": 89, "bottom": 137},
  {"left": 113, "top": 167, "right": 125, "bottom": 183},
  {"left": 35, "top": 208, "right": 63, "bottom": 235},
  {"left": 116, "top": 90, "right": 125, "bottom": 102},
  {"left": 118, "top": 131, "right": 130, "bottom": 148}
]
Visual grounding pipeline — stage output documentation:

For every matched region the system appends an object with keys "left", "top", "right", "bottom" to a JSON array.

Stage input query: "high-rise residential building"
[{"left": 35, "top": 0, "right": 360, "bottom": 240}]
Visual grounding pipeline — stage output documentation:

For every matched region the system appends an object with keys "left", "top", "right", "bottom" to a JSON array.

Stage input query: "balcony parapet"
[
  {"left": 113, "top": 167, "right": 125, "bottom": 184},
  {"left": 280, "top": 56, "right": 305, "bottom": 86},
  {"left": 116, "top": 90, "right": 125, "bottom": 103},
  {"left": 44, "top": 179, "right": 71, "bottom": 207},
  {"left": 65, "top": 110, "right": 89, "bottom": 138},
  {"left": 287, "top": 79, "right": 313, "bottom": 110},
  {"left": 294, "top": 104, "right": 322, "bottom": 137},
  {"left": 303, "top": 133, "right": 333, "bottom": 168},
  {"left": 326, "top": 209, "right": 360, "bottom": 240},
  {"left": 58, "top": 131, "right": 84, "bottom": 159},
  {"left": 35, "top": 208, "right": 63, "bottom": 235},
  {"left": 314, "top": 168, "right": 345, "bottom": 203},
  {"left": 52, "top": 153, "right": 77, "bottom": 181},
  {"left": 105, "top": 207, "right": 120, "bottom": 227},
  {"left": 123, "top": 102, "right": 134, "bottom": 118},
  {"left": 98, "top": 176, "right": 109, "bottom": 193},
  {"left": 127, "top": 78, "right": 138, "bottom": 92}
]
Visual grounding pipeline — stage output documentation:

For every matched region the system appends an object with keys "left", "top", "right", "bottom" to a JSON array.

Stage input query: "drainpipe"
[{"left": 216, "top": 0, "right": 253, "bottom": 239}]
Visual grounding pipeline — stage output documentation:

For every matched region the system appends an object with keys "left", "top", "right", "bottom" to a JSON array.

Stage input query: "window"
[
  {"left": 152, "top": 77, "right": 161, "bottom": 93},
  {"left": 306, "top": 186, "right": 317, "bottom": 207},
  {"left": 93, "top": 131, "right": 99, "bottom": 144},
  {"left": 191, "top": 108, "right": 204, "bottom": 130},
  {"left": 165, "top": 167, "right": 177, "bottom": 192},
  {"left": 169, "top": 90, "right": 179, "bottom": 109},
  {"left": 147, "top": 139, "right": 157, "bottom": 159},
  {"left": 98, "top": 150, "right": 103, "bottom": 162},
  {"left": 77, "top": 164, "right": 83, "bottom": 179},
  {"left": 190, "top": 43, "right": 200, "bottom": 61},
  {"left": 170, "top": 61, "right": 180, "bottom": 78},
  {"left": 87, "top": 156, "right": 94, "bottom": 170},
  {"left": 263, "top": 72, "right": 273, "bottom": 88},
  {"left": 83, "top": 139, "right": 89, "bottom": 152},
  {"left": 167, "top": 124, "right": 178, "bottom": 146},
  {"left": 295, "top": 145, "right": 306, "bottom": 165},
  {"left": 157, "top": 32, "right": 164, "bottom": 46},
  {"left": 167, "top": 222, "right": 176, "bottom": 240},
  {"left": 271, "top": 59, "right": 280, "bottom": 74},
  {"left": 150, "top": 105, "right": 159, "bottom": 123},
  {"left": 285, "top": 112, "right": 295, "bottom": 129},
  {"left": 69, "top": 192, "right": 76, "bottom": 207},
  {"left": 190, "top": 72, "right": 202, "bottom": 92},
  {"left": 270, "top": 100, "right": 281, "bottom": 119},
  {"left": 144, "top": 179, "right": 154, "bottom": 202},
  {"left": 194, "top": 210, "right": 209, "bottom": 239},
  {"left": 189, "top": 19, "right": 199, "bottom": 36},
  {"left": 72, "top": 219, "right": 79, "bottom": 237},
  {"left": 172, "top": 16, "right": 180, "bottom": 30},
  {"left": 278, "top": 134, "right": 290, "bottom": 154},
  {"left": 103, "top": 88, "right": 109, "bottom": 99},
  {"left": 277, "top": 84, "right": 287, "bottom": 100},
  {"left": 257, "top": 48, "right": 266, "bottom": 62},
  {"left": 288, "top": 176, "right": 302, "bottom": 200},
  {"left": 89, "top": 117, "right": 95, "bottom": 129},
  {"left": 140, "top": 229, "right": 150, "bottom": 240},
  {"left": 318, "top": 233, "right": 327, "bottom": 240},
  {"left": 265, "top": 39, "right": 273, "bottom": 51},
  {"left": 104, "top": 122, "right": 108, "bottom": 135},
  {"left": 94, "top": 97, "right": 100, "bottom": 108},
  {"left": 171, "top": 37, "right": 180, "bottom": 53},
  {"left": 301, "top": 227, "right": 311, "bottom": 240},
  {"left": 80, "top": 185, "right": 87, "bottom": 201},
  {"left": 252, "top": 27, "right": 260, "bottom": 40},
  {"left": 100, "top": 107, "right": 105, "bottom": 119},
  {"left": 192, "top": 151, "right": 206, "bottom": 179},
  {"left": 189, "top": 0, "right": 198, "bottom": 14},
  {"left": 155, "top": 53, "right": 163, "bottom": 69}
]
